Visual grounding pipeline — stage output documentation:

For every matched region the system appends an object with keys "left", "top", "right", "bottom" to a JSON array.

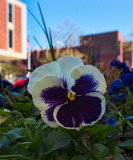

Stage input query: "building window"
[
  {"left": 9, "top": 30, "right": 13, "bottom": 48},
  {"left": 8, "top": 3, "right": 13, "bottom": 22}
]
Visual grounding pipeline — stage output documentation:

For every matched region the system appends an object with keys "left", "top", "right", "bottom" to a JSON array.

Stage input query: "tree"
[{"left": 51, "top": 18, "right": 84, "bottom": 48}]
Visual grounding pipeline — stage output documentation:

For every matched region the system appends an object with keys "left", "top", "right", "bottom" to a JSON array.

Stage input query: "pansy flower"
[
  {"left": 109, "top": 73, "right": 133, "bottom": 100},
  {"left": 109, "top": 80, "right": 122, "bottom": 95},
  {"left": 28, "top": 56, "right": 107, "bottom": 130},
  {"left": 110, "top": 60, "right": 131, "bottom": 74}
]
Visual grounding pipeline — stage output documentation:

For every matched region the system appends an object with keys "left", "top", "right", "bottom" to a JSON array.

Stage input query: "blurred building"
[
  {"left": 70, "top": 31, "right": 133, "bottom": 67},
  {"left": 81, "top": 31, "right": 133, "bottom": 67},
  {"left": 31, "top": 31, "right": 133, "bottom": 68},
  {"left": 0, "top": 0, "right": 27, "bottom": 64},
  {"left": 78, "top": 31, "right": 125, "bottom": 63}
]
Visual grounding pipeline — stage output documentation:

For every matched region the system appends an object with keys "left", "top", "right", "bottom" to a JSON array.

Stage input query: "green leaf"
[
  {"left": 110, "top": 154, "right": 125, "bottom": 160},
  {"left": 16, "top": 142, "right": 33, "bottom": 151},
  {"left": 0, "top": 136, "right": 10, "bottom": 149},
  {"left": 119, "top": 139, "right": 133, "bottom": 149},
  {"left": 25, "top": 118, "right": 36, "bottom": 128},
  {"left": 30, "top": 142, "right": 43, "bottom": 159},
  {"left": 43, "top": 130, "right": 71, "bottom": 154},
  {"left": 15, "top": 102, "right": 34, "bottom": 117},
  {"left": 11, "top": 92, "right": 23, "bottom": 101},
  {"left": 106, "top": 142, "right": 120, "bottom": 155},
  {"left": 4, "top": 132, "right": 22, "bottom": 141},
  {"left": 44, "top": 151, "right": 58, "bottom": 160},
  {"left": 4, "top": 127, "right": 26, "bottom": 141},
  {"left": 90, "top": 124, "right": 119, "bottom": 139},
  {"left": 73, "top": 140, "right": 91, "bottom": 155},
  {"left": 93, "top": 144, "right": 109, "bottom": 158},
  {"left": 37, "top": 2, "right": 56, "bottom": 61},
  {"left": 127, "top": 121, "right": 133, "bottom": 129},
  {"left": 0, "top": 110, "right": 10, "bottom": 117},
  {"left": 111, "top": 146, "right": 120, "bottom": 155},
  {"left": 33, "top": 121, "right": 44, "bottom": 142},
  {"left": 71, "top": 155, "right": 88, "bottom": 160},
  {"left": 0, "top": 127, "right": 12, "bottom": 132},
  {"left": 58, "top": 152, "right": 69, "bottom": 160}
]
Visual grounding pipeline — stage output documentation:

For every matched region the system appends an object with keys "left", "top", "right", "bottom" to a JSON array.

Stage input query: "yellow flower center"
[{"left": 67, "top": 91, "right": 76, "bottom": 101}]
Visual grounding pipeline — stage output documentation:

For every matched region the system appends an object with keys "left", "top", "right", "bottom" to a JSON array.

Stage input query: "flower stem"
[{"left": 0, "top": 155, "right": 31, "bottom": 160}]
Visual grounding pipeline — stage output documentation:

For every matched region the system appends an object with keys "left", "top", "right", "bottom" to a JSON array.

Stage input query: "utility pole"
[
  {"left": 131, "top": 40, "right": 133, "bottom": 68},
  {"left": 27, "top": 38, "right": 31, "bottom": 77}
]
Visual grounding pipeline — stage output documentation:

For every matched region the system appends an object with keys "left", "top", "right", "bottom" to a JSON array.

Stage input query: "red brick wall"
[
  {"left": 15, "top": 5, "right": 21, "bottom": 52},
  {"left": 0, "top": 0, "right": 7, "bottom": 50},
  {"left": 79, "top": 31, "right": 123, "bottom": 63}
]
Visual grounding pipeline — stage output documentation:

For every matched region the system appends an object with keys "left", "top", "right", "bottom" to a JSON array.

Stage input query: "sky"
[{"left": 20, "top": 0, "right": 133, "bottom": 49}]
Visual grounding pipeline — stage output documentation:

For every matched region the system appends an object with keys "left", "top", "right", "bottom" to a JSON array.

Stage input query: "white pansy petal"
[
  {"left": 71, "top": 65, "right": 107, "bottom": 94},
  {"left": 41, "top": 109, "right": 59, "bottom": 128},
  {"left": 57, "top": 56, "right": 84, "bottom": 89},
  {"left": 32, "top": 76, "right": 64, "bottom": 111},
  {"left": 57, "top": 56, "right": 83, "bottom": 73},
  {"left": 28, "top": 61, "right": 60, "bottom": 94},
  {"left": 28, "top": 56, "right": 83, "bottom": 94}
]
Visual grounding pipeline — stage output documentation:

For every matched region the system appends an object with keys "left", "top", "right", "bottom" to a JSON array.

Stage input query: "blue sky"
[{"left": 20, "top": 0, "right": 133, "bottom": 49}]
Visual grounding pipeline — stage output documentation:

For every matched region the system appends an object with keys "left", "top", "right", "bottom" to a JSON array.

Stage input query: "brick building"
[
  {"left": 75, "top": 31, "right": 126, "bottom": 64},
  {"left": 77, "top": 31, "right": 133, "bottom": 67},
  {"left": 0, "top": 0, "right": 27, "bottom": 64}
]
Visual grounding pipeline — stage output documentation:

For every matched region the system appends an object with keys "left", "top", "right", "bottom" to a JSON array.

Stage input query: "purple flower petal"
[
  {"left": 54, "top": 93, "right": 105, "bottom": 129},
  {"left": 41, "top": 109, "right": 59, "bottom": 128},
  {"left": 40, "top": 85, "right": 68, "bottom": 123},
  {"left": 45, "top": 107, "right": 56, "bottom": 122},
  {"left": 71, "top": 65, "right": 107, "bottom": 94},
  {"left": 71, "top": 74, "right": 99, "bottom": 95},
  {"left": 40, "top": 86, "right": 68, "bottom": 107}
]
